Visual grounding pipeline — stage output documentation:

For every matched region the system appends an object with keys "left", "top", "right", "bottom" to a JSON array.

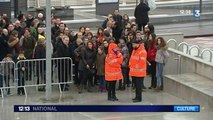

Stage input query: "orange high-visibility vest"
[
  {"left": 105, "top": 43, "right": 123, "bottom": 81},
  {"left": 129, "top": 44, "right": 147, "bottom": 77}
]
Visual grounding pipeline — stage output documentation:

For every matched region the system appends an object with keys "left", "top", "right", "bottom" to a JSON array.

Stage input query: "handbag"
[{"left": 89, "top": 68, "right": 96, "bottom": 75}]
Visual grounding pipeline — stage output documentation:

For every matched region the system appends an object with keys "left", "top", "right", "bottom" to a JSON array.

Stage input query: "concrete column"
[{"left": 45, "top": 0, "right": 52, "bottom": 100}]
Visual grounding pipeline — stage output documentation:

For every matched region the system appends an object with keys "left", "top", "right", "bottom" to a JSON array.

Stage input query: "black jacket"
[
  {"left": 113, "top": 15, "right": 122, "bottom": 28},
  {"left": 56, "top": 43, "right": 71, "bottom": 58},
  {"left": 0, "top": 35, "right": 9, "bottom": 61},
  {"left": 26, "top": 18, "right": 34, "bottom": 28},
  {"left": 134, "top": 2, "right": 150, "bottom": 24},
  {"left": 78, "top": 47, "right": 96, "bottom": 71},
  {"left": 112, "top": 26, "right": 123, "bottom": 44},
  {"left": 102, "top": 19, "right": 109, "bottom": 29},
  {"left": 15, "top": 26, "right": 24, "bottom": 38},
  {"left": 35, "top": 44, "right": 46, "bottom": 59}
]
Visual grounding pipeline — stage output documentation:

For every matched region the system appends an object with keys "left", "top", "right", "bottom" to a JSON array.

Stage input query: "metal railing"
[
  {"left": 177, "top": 42, "right": 189, "bottom": 54},
  {"left": 167, "top": 39, "right": 178, "bottom": 49},
  {"left": 167, "top": 39, "right": 213, "bottom": 63},
  {"left": 0, "top": 61, "right": 16, "bottom": 99},
  {"left": 0, "top": 57, "right": 73, "bottom": 98},
  {"left": 188, "top": 45, "right": 201, "bottom": 57},
  {"left": 200, "top": 48, "right": 213, "bottom": 62},
  {"left": 27, "top": 0, "right": 133, "bottom": 8}
]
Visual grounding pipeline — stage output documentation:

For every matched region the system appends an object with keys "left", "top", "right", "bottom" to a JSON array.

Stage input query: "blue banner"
[
  {"left": 193, "top": 8, "right": 201, "bottom": 18},
  {"left": 14, "top": 105, "right": 200, "bottom": 112}
]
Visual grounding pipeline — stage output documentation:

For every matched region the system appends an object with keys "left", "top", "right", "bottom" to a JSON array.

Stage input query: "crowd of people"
[{"left": 0, "top": 0, "right": 169, "bottom": 102}]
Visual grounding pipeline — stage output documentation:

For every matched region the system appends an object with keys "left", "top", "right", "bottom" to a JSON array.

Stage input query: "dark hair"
[
  {"left": 148, "top": 33, "right": 157, "bottom": 48},
  {"left": 8, "top": 31, "right": 18, "bottom": 43},
  {"left": 24, "top": 28, "right": 31, "bottom": 33},
  {"left": 98, "top": 46, "right": 104, "bottom": 51},
  {"left": 149, "top": 33, "right": 156, "bottom": 40},
  {"left": 108, "top": 37, "right": 115, "bottom": 43},
  {"left": 123, "top": 14, "right": 129, "bottom": 20},
  {"left": 103, "top": 30, "right": 110, "bottom": 37},
  {"left": 86, "top": 32, "right": 93, "bottom": 40},
  {"left": 119, "top": 36, "right": 127, "bottom": 43},
  {"left": 87, "top": 32, "right": 93, "bottom": 36},
  {"left": 136, "top": 30, "right": 141, "bottom": 34},
  {"left": 17, "top": 14, "right": 24, "bottom": 21},
  {"left": 157, "top": 37, "right": 167, "bottom": 48},
  {"left": 103, "top": 37, "right": 109, "bottom": 43},
  {"left": 147, "top": 23, "right": 155, "bottom": 33},
  {"left": 79, "top": 26, "right": 85, "bottom": 30},
  {"left": 19, "top": 50, "right": 25, "bottom": 54},
  {"left": 59, "top": 22, "right": 66, "bottom": 27},
  {"left": 6, "top": 54, "right": 13, "bottom": 58},
  {"left": 128, "top": 31, "right": 135, "bottom": 36},
  {"left": 125, "top": 28, "right": 131, "bottom": 32},
  {"left": 37, "top": 26, "right": 45, "bottom": 36},
  {"left": 86, "top": 40, "right": 93, "bottom": 48},
  {"left": 11, "top": 30, "right": 18, "bottom": 36},
  {"left": 131, "top": 24, "right": 137, "bottom": 28},
  {"left": 97, "top": 27, "right": 104, "bottom": 36}
]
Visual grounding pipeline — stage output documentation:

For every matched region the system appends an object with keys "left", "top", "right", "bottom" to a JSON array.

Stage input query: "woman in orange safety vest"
[
  {"left": 129, "top": 39, "right": 147, "bottom": 102},
  {"left": 105, "top": 42, "right": 123, "bottom": 101}
]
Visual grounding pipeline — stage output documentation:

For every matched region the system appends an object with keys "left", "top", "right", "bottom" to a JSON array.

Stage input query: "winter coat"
[
  {"left": 127, "top": 41, "right": 133, "bottom": 55},
  {"left": 0, "top": 35, "right": 9, "bottom": 61},
  {"left": 118, "top": 43, "right": 130, "bottom": 68},
  {"left": 147, "top": 41, "right": 157, "bottom": 62},
  {"left": 78, "top": 47, "right": 96, "bottom": 71},
  {"left": 134, "top": 2, "right": 150, "bottom": 24},
  {"left": 8, "top": 36, "right": 20, "bottom": 57},
  {"left": 20, "top": 36, "right": 36, "bottom": 59},
  {"left": 74, "top": 44, "right": 85, "bottom": 62},
  {"left": 112, "top": 27, "right": 123, "bottom": 44},
  {"left": 26, "top": 18, "right": 34, "bottom": 28},
  {"left": 155, "top": 45, "right": 169, "bottom": 64},
  {"left": 35, "top": 44, "right": 46, "bottom": 59},
  {"left": 16, "top": 57, "right": 27, "bottom": 78},
  {"left": 102, "top": 19, "right": 109, "bottom": 29},
  {"left": 113, "top": 15, "right": 123, "bottom": 28},
  {"left": 15, "top": 26, "right": 24, "bottom": 38},
  {"left": 56, "top": 43, "right": 71, "bottom": 58},
  {"left": 96, "top": 53, "right": 106, "bottom": 76}
]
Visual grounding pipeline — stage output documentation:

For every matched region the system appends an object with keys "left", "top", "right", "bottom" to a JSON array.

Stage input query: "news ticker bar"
[{"left": 14, "top": 105, "right": 200, "bottom": 112}]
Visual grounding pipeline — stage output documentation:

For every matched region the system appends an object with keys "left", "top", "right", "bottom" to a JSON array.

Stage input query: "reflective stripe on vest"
[
  {"left": 105, "top": 71, "right": 122, "bottom": 76},
  {"left": 130, "top": 68, "right": 146, "bottom": 72},
  {"left": 131, "top": 56, "right": 146, "bottom": 60}
]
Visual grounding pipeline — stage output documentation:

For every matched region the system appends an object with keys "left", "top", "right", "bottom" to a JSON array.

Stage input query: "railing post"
[{"left": 174, "top": 55, "right": 181, "bottom": 74}]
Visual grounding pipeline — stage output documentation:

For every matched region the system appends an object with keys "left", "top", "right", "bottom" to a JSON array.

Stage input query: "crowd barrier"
[
  {"left": 0, "top": 57, "right": 73, "bottom": 99},
  {"left": 0, "top": 61, "right": 16, "bottom": 99}
]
